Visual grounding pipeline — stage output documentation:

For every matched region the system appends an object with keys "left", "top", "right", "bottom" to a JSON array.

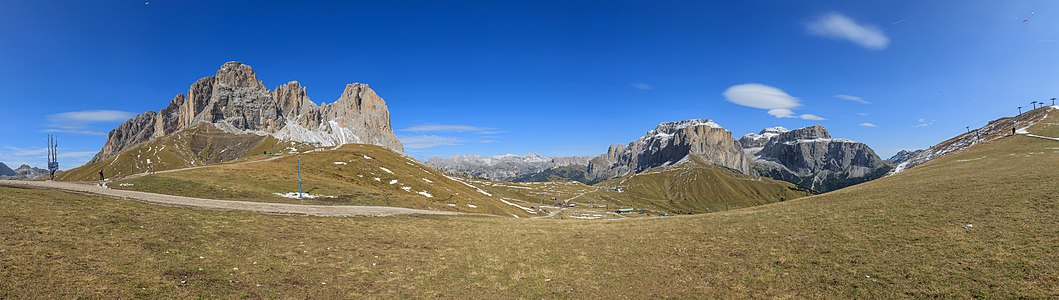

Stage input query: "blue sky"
[{"left": 2, "top": 0, "right": 1059, "bottom": 168}]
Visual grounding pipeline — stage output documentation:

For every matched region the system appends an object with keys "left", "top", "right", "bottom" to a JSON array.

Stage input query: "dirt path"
[{"left": 0, "top": 180, "right": 461, "bottom": 217}]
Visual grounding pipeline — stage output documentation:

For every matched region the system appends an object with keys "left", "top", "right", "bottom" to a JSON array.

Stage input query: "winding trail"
[{"left": 0, "top": 180, "right": 461, "bottom": 217}]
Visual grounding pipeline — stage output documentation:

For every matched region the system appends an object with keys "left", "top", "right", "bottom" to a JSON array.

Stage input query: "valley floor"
[{"left": 2, "top": 121, "right": 1058, "bottom": 298}]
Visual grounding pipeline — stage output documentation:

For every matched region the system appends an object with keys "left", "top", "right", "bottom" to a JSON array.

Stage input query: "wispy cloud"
[
  {"left": 48, "top": 110, "right": 136, "bottom": 123},
  {"left": 807, "top": 13, "right": 889, "bottom": 50},
  {"left": 799, "top": 114, "right": 827, "bottom": 121},
  {"left": 912, "top": 118, "right": 934, "bottom": 127},
  {"left": 399, "top": 135, "right": 464, "bottom": 149},
  {"left": 834, "top": 94, "right": 871, "bottom": 104},
  {"left": 723, "top": 83, "right": 825, "bottom": 120},
  {"left": 891, "top": 17, "right": 910, "bottom": 26},
  {"left": 4, "top": 146, "right": 95, "bottom": 158},
  {"left": 401, "top": 124, "right": 498, "bottom": 134},
  {"left": 45, "top": 110, "right": 135, "bottom": 136},
  {"left": 857, "top": 112, "right": 869, "bottom": 116},
  {"left": 629, "top": 82, "right": 654, "bottom": 90},
  {"left": 860, "top": 122, "right": 879, "bottom": 127},
  {"left": 43, "top": 128, "right": 106, "bottom": 135}
]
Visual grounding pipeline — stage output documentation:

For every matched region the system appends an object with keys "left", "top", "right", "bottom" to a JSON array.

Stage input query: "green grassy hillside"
[
  {"left": 589, "top": 154, "right": 812, "bottom": 213},
  {"left": 2, "top": 123, "right": 1057, "bottom": 297},
  {"left": 58, "top": 124, "right": 313, "bottom": 181},
  {"left": 479, "top": 154, "right": 813, "bottom": 215},
  {"left": 110, "top": 143, "right": 533, "bottom": 217}
]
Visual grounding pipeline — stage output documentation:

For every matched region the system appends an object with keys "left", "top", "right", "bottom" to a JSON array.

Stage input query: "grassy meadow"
[{"left": 2, "top": 124, "right": 1057, "bottom": 297}]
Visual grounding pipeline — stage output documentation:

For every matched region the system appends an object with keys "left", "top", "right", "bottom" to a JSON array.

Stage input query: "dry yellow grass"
[
  {"left": 110, "top": 143, "right": 532, "bottom": 217},
  {"left": 58, "top": 124, "right": 315, "bottom": 181},
  {"left": 1, "top": 113, "right": 1057, "bottom": 298}
]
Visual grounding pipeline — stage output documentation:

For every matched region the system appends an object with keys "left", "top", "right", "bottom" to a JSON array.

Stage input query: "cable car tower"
[{"left": 47, "top": 135, "right": 59, "bottom": 180}]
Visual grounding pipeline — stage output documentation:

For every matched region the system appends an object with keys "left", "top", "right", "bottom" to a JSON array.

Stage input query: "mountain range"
[
  {"left": 432, "top": 119, "right": 890, "bottom": 192},
  {"left": 739, "top": 125, "right": 890, "bottom": 192},
  {"left": 427, "top": 154, "right": 591, "bottom": 182},
  {"left": 90, "top": 62, "right": 402, "bottom": 164},
  {"left": 69, "top": 61, "right": 1046, "bottom": 208},
  {"left": 0, "top": 163, "right": 49, "bottom": 180}
]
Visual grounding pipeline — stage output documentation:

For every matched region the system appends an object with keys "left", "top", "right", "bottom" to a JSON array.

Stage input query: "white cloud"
[
  {"left": 724, "top": 83, "right": 800, "bottom": 110},
  {"left": 43, "top": 128, "right": 106, "bottom": 135},
  {"left": 45, "top": 110, "right": 136, "bottom": 136},
  {"left": 835, "top": 94, "right": 871, "bottom": 104},
  {"left": 9, "top": 147, "right": 48, "bottom": 157},
  {"left": 402, "top": 124, "right": 496, "bottom": 134},
  {"left": 399, "top": 135, "right": 464, "bottom": 149},
  {"left": 912, "top": 118, "right": 934, "bottom": 127},
  {"left": 860, "top": 122, "right": 879, "bottom": 127},
  {"left": 59, "top": 151, "right": 98, "bottom": 158},
  {"left": 857, "top": 112, "right": 869, "bottom": 116},
  {"left": 768, "top": 108, "right": 795, "bottom": 118},
  {"left": 629, "top": 82, "right": 654, "bottom": 90},
  {"left": 724, "top": 83, "right": 825, "bottom": 120},
  {"left": 48, "top": 110, "right": 136, "bottom": 123},
  {"left": 807, "top": 13, "right": 889, "bottom": 50},
  {"left": 799, "top": 114, "right": 827, "bottom": 121},
  {"left": 4, "top": 147, "right": 95, "bottom": 158}
]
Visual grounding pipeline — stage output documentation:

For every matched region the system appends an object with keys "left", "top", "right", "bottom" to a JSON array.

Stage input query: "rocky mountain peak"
[
  {"left": 215, "top": 62, "right": 264, "bottom": 89},
  {"left": 747, "top": 124, "right": 889, "bottom": 192},
  {"left": 772, "top": 124, "right": 830, "bottom": 142},
  {"left": 587, "top": 118, "right": 749, "bottom": 181},
  {"left": 644, "top": 119, "right": 723, "bottom": 138},
  {"left": 739, "top": 126, "right": 790, "bottom": 148},
  {"left": 333, "top": 83, "right": 384, "bottom": 111},
  {"left": 760, "top": 126, "right": 789, "bottom": 135},
  {"left": 91, "top": 62, "right": 404, "bottom": 163},
  {"left": 273, "top": 81, "right": 314, "bottom": 117}
]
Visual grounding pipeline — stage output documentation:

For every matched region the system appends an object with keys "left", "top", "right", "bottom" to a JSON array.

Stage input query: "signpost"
[{"left": 297, "top": 155, "right": 303, "bottom": 199}]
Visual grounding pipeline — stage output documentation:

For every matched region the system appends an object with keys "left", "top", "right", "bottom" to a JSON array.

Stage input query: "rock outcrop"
[
  {"left": 742, "top": 125, "right": 890, "bottom": 192},
  {"left": 886, "top": 149, "right": 925, "bottom": 165},
  {"left": 91, "top": 62, "right": 403, "bottom": 163},
  {"left": 427, "top": 153, "right": 592, "bottom": 181},
  {"left": 586, "top": 119, "right": 751, "bottom": 181}
]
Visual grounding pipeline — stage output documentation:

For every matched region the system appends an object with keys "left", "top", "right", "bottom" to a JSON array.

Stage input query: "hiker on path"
[{"left": 98, "top": 169, "right": 105, "bottom": 188}]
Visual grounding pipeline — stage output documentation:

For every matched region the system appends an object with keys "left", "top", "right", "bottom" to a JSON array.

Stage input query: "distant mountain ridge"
[
  {"left": 0, "top": 163, "right": 13, "bottom": 176},
  {"left": 427, "top": 153, "right": 592, "bottom": 181},
  {"left": 438, "top": 118, "right": 892, "bottom": 193},
  {"left": 0, "top": 163, "right": 48, "bottom": 180},
  {"left": 740, "top": 125, "right": 891, "bottom": 192},
  {"left": 91, "top": 62, "right": 402, "bottom": 163}
]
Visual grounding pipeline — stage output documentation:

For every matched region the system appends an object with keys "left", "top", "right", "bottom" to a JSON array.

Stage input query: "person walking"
[{"left": 98, "top": 169, "right": 105, "bottom": 188}]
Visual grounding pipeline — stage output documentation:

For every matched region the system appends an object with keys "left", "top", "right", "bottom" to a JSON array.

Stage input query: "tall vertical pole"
[{"left": 297, "top": 155, "right": 302, "bottom": 199}]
